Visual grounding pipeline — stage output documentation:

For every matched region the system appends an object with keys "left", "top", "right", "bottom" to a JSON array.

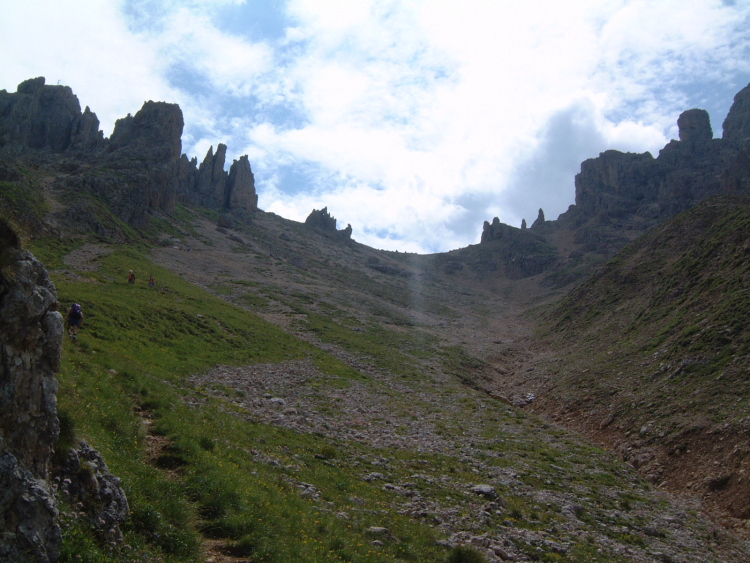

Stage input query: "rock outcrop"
[
  {"left": 480, "top": 217, "right": 557, "bottom": 278},
  {"left": 57, "top": 441, "right": 129, "bottom": 543},
  {"left": 177, "top": 145, "right": 258, "bottom": 214},
  {"left": 531, "top": 208, "right": 545, "bottom": 228},
  {"left": 678, "top": 108, "right": 712, "bottom": 146},
  {"left": 102, "top": 100, "right": 184, "bottom": 222},
  {"left": 0, "top": 77, "right": 103, "bottom": 153},
  {"left": 305, "top": 207, "right": 338, "bottom": 231},
  {"left": 0, "top": 77, "right": 259, "bottom": 228},
  {"left": 480, "top": 83, "right": 750, "bottom": 280},
  {"left": 568, "top": 87, "right": 750, "bottom": 228},
  {"left": 196, "top": 144, "right": 228, "bottom": 208},
  {"left": 226, "top": 155, "right": 258, "bottom": 212},
  {"left": 305, "top": 207, "right": 352, "bottom": 240},
  {"left": 722, "top": 83, "right": 750, "bottom": 144},
  {"left": 0, "top": 219, "right": 129, "bottom": 560},
  {"left": 0, "top": 219, "right": 63, "bottom": 562}
]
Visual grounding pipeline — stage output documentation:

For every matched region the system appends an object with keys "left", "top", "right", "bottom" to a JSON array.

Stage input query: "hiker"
[
  {"left": 148, "top": 275, "right": 155, "bottom": 287},
  {"left": 65, "top": 303, "right": 83, "bottom": 340},
  {"left": 128, "top": 270, "right": 136, "bottom": 284}
]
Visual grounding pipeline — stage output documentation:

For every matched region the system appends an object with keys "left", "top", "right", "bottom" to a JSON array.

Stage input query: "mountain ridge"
[{"left": 3, "top": 76, "right": 750, "bottom": 561}]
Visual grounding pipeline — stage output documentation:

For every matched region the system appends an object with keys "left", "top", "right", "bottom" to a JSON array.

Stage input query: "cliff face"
[
  {"left": 723, "top": 83, "right": 750, "bottom": 144},
  {"left": 480, "top": 83, "right": 750, "bottom": 283},
  {"left": 103, "top": 100, "right": 184, "bottom": 223},
  {"left": 0, "top": 78, "right": 259, "bottom": 229},
  {"left": 569, "top": 85, "right": 750, "bottom": 228},
  {"left": 226, "top": 155, "right": 258, "bottom": 212},
  {"left": 0, "top": 77, "right": 102, "bottom": 153},
  {"left": 569, "top": 105, "right": 735, "bottom": 227},
  {"left": 0, "top": 220, "right": 63, "bottom": 562}
]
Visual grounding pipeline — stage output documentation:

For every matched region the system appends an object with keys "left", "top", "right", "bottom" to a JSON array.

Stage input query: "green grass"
[
  {"left": 17, "top": 202, "right": 722, "bottom": 563},
  {"left": 34, "top": 239, "right": 455, "bottom": 562},
  {"left": 0, "top": 177, "right": 50, "bottom": 234}
]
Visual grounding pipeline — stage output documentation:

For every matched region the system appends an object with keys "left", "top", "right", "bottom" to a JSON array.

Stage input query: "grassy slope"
[
  {"left": 20, "top": 237, "right": 691, "bottom": 563},
  {"left": 38, "top": 242, "right": 452, "bottom": 562},
  {"left": 5, "top": 182, "right": 743, "bottom": 562},
  {"left": 540, "top": 196, "right": 750, "bottom": 522}
]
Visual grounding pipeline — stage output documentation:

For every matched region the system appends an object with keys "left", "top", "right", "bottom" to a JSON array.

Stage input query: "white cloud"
[
  {"left": 145, "top": 7, "right": 274, "bottom": 96},
  {"left": 252, "top": 0, "right": 750, "bottom": 250},
  {"left": 2, "top": 0, "right": 750, "bottom": 252},
  {"left": 0, "top": 0, "right": 180, "bottom": 135}
]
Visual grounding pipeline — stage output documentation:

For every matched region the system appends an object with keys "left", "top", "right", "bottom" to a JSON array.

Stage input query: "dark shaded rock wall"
[
  {"left": 0, "top": 77, "right": 103, "bottom": 153},
  {"left": 177, "top": 145, "right": 258, "bottom": 214},
  {"left": 0, "top": 220, "right": 63, "bottom": 562},
  {"left": 305, "top": 207, "right": 352, "bottom": 240},
  {"left": 103, "top": 100, "right": 184, "bottom": 221}
]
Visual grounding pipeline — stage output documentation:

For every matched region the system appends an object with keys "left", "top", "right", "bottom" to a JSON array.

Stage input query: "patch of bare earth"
[{"left": 63, "top": 243, "right": 114, "bottom": 271}]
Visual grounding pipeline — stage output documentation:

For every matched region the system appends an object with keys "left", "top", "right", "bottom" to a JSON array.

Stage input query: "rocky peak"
[
  {"left": 193, "top": 144, "right": 228, "bottom": 207},
  {"left": 0, "top": 76, "right": 102, "bottom": 153},
  {"left": 109, "top": 101, "right": 183, "bottom": 164},
  {"left": 177, "top": 144, "right": 258, "bottom": 214},
  {"left": 723, "top": 83, "right": 750, "bottom": 144},
  {"left": 16, "top": 77, "right": 46, "bottom": 95},
  {"left": 305, "top": 207, "right": 352, "bottom": 240},
  {"left": 531, "top": 208, "right": 545, "bottom": 228},
  {"left": 93, "top": 100, "right": 185, "bottom": 223},
  {"left": 305, "top": 207, "right": 338, "bottom": 231},
  {"left": 70, "top": 106, "right": 103, "bottom": 151},
  {"left": 226, "top": 155, "right": 258, "bottom": 212},
  {"left": 677, "top": 108, "right": 712, "bottom": 146}
]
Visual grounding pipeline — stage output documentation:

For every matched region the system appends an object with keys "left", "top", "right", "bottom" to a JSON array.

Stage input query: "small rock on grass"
[{"left": 470, "top": 484, "right": 497, "bottom": 499}]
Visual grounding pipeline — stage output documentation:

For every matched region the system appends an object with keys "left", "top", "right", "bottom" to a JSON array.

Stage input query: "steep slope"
[
  {"left": 501, "top": 196, "right": 750, "bottom": 534},
  {"left": 29, "top": 210, "right": 750, "bottom": 563},
  {"left": 5, "top": 74, "right": 750, "bottom": 560}
]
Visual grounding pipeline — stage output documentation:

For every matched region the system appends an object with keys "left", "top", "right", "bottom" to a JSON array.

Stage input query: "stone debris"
[{"left": 186, "top": 357, "right": 750, "bottom": 563}]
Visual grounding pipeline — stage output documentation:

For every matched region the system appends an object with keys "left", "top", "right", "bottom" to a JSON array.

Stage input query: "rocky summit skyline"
[{"left": 3, "top": 1, "right": 750, "bottom": 253}]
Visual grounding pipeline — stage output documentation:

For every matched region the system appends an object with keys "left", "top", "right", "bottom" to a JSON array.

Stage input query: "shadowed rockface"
[
  {"left": 0, "top": 218, "right": 62, "bottom": 562},
  {"left": 479, "top": 83, "right": 750, "bottom": 287},
  {"left": 0, "top": 77, "right": 258, "bottom": 229}
]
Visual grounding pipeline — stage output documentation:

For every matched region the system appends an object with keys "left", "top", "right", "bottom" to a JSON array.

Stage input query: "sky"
[{"left": 2, "top": 0, "right": 750, "bottom": 253}]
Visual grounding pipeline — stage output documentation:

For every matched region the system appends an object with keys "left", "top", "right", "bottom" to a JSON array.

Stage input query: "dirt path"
[{"left": 136, "top": 407, "right": 251, "bottom": 563}]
